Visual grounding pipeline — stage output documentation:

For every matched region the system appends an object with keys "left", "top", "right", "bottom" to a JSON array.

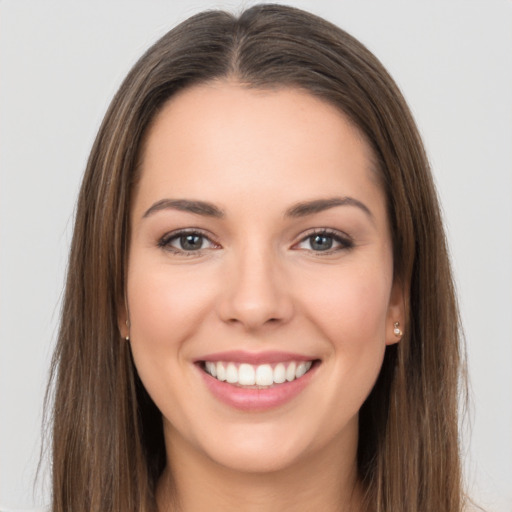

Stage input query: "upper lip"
[{"left": 195, "top": 350, "right": 316, "bottom": 365}]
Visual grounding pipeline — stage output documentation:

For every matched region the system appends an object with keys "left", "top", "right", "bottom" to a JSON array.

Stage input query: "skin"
[{"left": 121, "top": 82, "right": 404, "bottom": 511}]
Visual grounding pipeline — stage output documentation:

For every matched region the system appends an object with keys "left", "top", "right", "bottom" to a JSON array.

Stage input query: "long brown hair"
[{"left": 47, "top": 4, "right": 466, "bottom": 511}]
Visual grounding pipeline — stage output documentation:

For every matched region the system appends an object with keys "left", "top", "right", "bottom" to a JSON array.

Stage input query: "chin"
[
  {"left": 205, "top": 434, "right": 308, "bottom": 474},
  {"left": 178, "top": 413, "right": 355, "bottom": 476}
]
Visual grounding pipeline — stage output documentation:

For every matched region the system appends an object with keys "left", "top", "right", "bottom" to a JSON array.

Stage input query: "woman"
[{"left": 48, "top": 4, "right": 466, "bottom": 511}]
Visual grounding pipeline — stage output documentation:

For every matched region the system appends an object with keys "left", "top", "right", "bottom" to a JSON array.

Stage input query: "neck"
[{"left": 156, "top": 425, "right": 364, "bottom": 512}]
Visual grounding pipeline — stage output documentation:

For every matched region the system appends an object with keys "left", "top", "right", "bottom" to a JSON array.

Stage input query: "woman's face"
[{"left": 124, "top": 82, "right": 403, "bottom": 474}]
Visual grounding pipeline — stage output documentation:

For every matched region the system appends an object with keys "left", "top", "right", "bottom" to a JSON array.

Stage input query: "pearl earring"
[
  {"left": 125, "top": 319, "right": 130, "bottom": 342},
  {"left": 393, "top": 321, "right": 403, "bottom": 337}
]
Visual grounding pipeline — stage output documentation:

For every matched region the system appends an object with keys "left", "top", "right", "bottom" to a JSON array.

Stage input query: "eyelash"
[
  {"left": 157, "top": 228, "right": 354, "bottom": 256},
  {"left": 157, "top": 229, "right": 218, "bottom": 256},
  {"left": 294, "top": 228, "right": 354, "bottom": 255}
]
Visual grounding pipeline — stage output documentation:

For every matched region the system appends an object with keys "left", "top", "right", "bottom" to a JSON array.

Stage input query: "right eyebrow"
[
  {"left": 285, "top": 196, "right": 374, "bottom": 221},
  {"left": 142, "top": 199, "right": 225, "bottom": 219}
]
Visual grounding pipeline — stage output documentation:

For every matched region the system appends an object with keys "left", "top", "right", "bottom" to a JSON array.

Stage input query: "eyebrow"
[
  {"left": 285, "top": 196, "right": 373, "bottom": 220},
  {"left": 142, "top": 196, "right": 373, "bottom": 221},
  {"left": 143, "top": 199, "right": 224, "bottom": 219}
]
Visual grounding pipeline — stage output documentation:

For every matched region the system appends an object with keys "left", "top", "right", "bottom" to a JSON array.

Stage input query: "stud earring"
[
  {"left": 393, "top": 321, "right": 403, "bottom": 337},
  {"left": 124, "top": 319, "right": 130, "bottom": 342}
]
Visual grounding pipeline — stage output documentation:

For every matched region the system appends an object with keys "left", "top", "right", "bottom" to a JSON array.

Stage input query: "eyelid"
[
  {"left": 157, "top": 227, "right": 353, "bottom": 255},
  {"left": 293, "top": 228, "right": 354, "bottom": 253},
  {"left": 158, "top": 228, "right": 220, "bottom": 254}
]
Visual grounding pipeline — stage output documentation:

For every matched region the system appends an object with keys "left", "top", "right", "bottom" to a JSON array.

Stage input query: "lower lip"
[{"left": 198, "top": 363, "right": 318, "bottom": 411}]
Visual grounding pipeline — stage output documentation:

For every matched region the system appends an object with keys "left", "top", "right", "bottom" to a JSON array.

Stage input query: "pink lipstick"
[{"left": 195, "top": 351, "right": 319, "bottom": 411}]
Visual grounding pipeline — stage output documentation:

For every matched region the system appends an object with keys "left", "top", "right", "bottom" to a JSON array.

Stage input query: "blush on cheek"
[
  {"left": 128, "top": 266, "right": 211, "bottom": 344},
  {"left": 307, "top": 275, "right": 390, "bottom": 347}
]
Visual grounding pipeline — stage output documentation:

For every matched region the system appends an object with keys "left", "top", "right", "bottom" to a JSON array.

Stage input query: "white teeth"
[
  {"left": 204, "top": 360, "right": 313, "bottom": 386},
  {"left": 295, "top": 362, "right": 310, "bottom": 378},
  {"left": 216, "top": 362, "right": 226, "bottom": 381},
  {"left": 226, "top": 363, "right": 238, "bottom": 383},
  {"left": 255, "top": 364, "right": 273, "bottom": 386},
  {"left": 239, "top": 363, "right": 256, "bottom": 385},
  {"left": 205, "top": 361, "right": 216, "bottom": 377},
  {"left": 286, "top": 361, "right": 296, "bottom": 382},
  {"left": 273, "top": 363, "right": 286, "bottom": 384}
]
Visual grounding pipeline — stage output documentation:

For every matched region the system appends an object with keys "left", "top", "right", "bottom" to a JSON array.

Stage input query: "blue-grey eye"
[
  {"left": 158, "top": 230, "right": 216, "bottom": 253},
  {"left": 309, "top": 234, "right": 333, "bottom": 251},
  {"left": 295, "top": 230, "right": 353, "bottom": 253},
  {"left": 178, "top": 233, "right": 204, "bottom": 251}
]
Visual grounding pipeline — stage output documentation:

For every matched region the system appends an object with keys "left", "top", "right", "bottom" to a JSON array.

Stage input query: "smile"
[{"left": 203, "top": 360, "right": 313, "bottom": 387}]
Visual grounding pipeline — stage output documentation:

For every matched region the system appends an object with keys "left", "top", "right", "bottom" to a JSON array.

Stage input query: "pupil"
[
  {"left": 311, "top": 234, "right": 332, "bottom": 251},
  {"left": 181, "top": 234, "right": 202, "bottom": 250}
]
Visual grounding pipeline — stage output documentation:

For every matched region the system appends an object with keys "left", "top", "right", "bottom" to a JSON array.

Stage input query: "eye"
[
  {"left": 158, "top": 230, "right": 218, "bottom": 254},
  {"left": 308, "top": 233, "right": 335, "bottom": 251},
  {"left": 295, "top": 230, "right": 353, "bottom": 253}
]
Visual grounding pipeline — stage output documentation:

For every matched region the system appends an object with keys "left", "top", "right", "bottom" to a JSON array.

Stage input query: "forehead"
[
  {"left": 142, "top": 81, "right": 374, "bottom": 163},
  {"left": 134, "top": 82, "right": 384, "bottom": 220}
]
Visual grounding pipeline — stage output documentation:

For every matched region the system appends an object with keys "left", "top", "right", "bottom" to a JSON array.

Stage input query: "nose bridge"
[{"left": 218, "top": 237, "right": 293, "bottom": 329}]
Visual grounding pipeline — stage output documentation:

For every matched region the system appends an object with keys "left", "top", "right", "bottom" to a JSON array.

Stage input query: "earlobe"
[
  {"left": 386, "top": 278, "right": 408, "bottom": 345},
  {"left": 386, "top": 321, "right": 403, "bottom": 346},
  {"left": 117, "top": 300, "right": 131, "bottom": 341}
]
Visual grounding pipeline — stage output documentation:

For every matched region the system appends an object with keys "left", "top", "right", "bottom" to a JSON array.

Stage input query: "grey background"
[{"left": 1, "top": 1, "right": 511, "bottom": 510}]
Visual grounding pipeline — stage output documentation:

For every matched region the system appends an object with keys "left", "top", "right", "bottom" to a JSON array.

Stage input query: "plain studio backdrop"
[{"left": 1, "top": 1, "right": 511, "bottom": 510}]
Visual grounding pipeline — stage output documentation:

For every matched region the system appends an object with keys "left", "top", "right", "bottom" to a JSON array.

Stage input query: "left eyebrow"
[
  {"left": 142, "top": 199, "right": 225, "bottom": 219},
  {"left": 285, "top": 196, "right": 374, "bottom": 220}
]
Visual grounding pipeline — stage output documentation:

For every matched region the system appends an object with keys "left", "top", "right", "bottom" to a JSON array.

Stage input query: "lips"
[{"left": 196, "top": 351, "right": 319, "bottom": 411}]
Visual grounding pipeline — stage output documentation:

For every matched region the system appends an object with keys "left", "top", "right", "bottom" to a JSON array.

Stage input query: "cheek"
[
  {"left": 127, "top": 263, "right": 214, "bottom": 347},
  {"left": 302, "top": 265, "right": 392, "bottom": 345},
  {"left": 298, "top": 262, "right": 392, "bottom": 401},
  {"left": 125, "top": 261, "right": 222, "bottom": 430},
  {"left": 125, "top": 261, "right": 217, "bottom": 402}
]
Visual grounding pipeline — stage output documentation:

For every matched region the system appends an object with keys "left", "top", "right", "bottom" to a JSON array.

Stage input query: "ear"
[
  {"left": 385, "top": 277, "right": 408, "bottom": 346},
  {"left": 117, "top": 295, "right": 130, "bottom": 341}
]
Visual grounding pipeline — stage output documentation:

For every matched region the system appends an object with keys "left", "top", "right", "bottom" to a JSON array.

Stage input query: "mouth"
[
  {"left": 195, "top": 351, "right": 320, "bottom": 410},
  {"left": 201, "top": 360, "right": 316, "bottom": 388}
]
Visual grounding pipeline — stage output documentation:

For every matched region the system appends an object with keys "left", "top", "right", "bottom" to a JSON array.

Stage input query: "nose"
[{"left": 217, "top": 244, "right": 294, "bottom": 331}]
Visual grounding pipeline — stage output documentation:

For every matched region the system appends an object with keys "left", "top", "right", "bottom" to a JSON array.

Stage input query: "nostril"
[{"left": 216, "top": 275, "right": 295, "bottom": 329}]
